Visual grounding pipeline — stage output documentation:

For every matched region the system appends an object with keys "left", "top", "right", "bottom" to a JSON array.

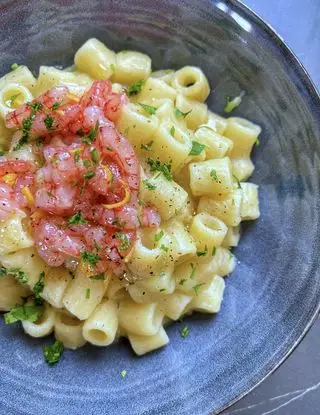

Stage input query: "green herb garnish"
[
  {"left": 68, "top": 211, "right": 87, "bottom": 225},
  {"left": 115, "top": 233, "right": 131, "bottom": 251},
  {"left": 147, "top": 158, "right": 172, "bottom": 181},
  {"left": 120, "top": 370, "right": 127, "bottom": 378},
  {"left": 160, "top": 244, "right": 168, "bottom": 252},
  {"left": 44, "top": 116, "right": 54, "bottom": 130},
  {"left": 4, "top": 304, "right": 44, "bottom": 324},
  {"left": 81, "top": 251, "right": 101, "bottom": 267},
  {"left": 43, "top": 341, "right": 64, "bottom": 366},
  {"left": 82, "top": 121, "right": 99, "bottom": 144},
  {"left": 193, "top": 282, "right": 205, "bottom": 295},
  {"left": 232, "top": 174, "right": 242, "bottom": 189},
  {"left": 89, "top": 274, "right": 105, "bottom": 280},
  {"left": 210, "top": 169, "right": 218, "bottom": 182},
  {"left": 212, "top": 247, "right": 216, "bottom": 256},
  {"left": 140, "top": 141, "right": 153, "bottom": 151},
  {"left": 83, "top": 171, "right": 95, "bottom": 180},
  {"left": 90, "top": 148, "right": 100, "bottom": 164},
  {"left": 85, "top": 288, "right": 90, "bottom": 299},
  {"left": 143, "top": 179, "right": 156, "bottom": 190},
  {"left": 179, "top": 279, "right": 187, "bottom": 286},
  {"left": 180, "top": 325, "right": 190, "bottom": 338},
  {"left": 196, "top": 245, "right": 208, "bottom": 257},
  {"left": 175, "top": 107, "right": 192, "bottom": 118},
  {"left": 154, "top": 230, "right": 164, "bottom": 242},
  {"left": 51, "top": 102, "right": 60, "bottom": 110},
  {"left": 190, "top": 263, "right": 196, "bottom": 279},
  {"left": 224, "top": 92, "right": 244, "bottom": 114},
  {"left": 138, "top": 103, "right": 157, "bottom": 115},
  {"left": 170, "top": 125, "right": 175, "bottom": 137},
  {"left": 127, "top": 80, "right": 145, "bottom": 96},
  {"left": 33, "top": 271, "right": 45, "bottom": 305},
  {"left": 11, "top": 63, "right": 19, "bottom": 71},
  {"left": 7, "top": 268, "right": 28, "bottom": 284},
  {"left": 189, "top": 141, "right": 206, "bottom": 156}
]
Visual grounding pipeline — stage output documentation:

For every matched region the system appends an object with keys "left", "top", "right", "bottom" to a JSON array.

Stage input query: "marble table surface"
[{"left": 223, "top": 1, "right": 320, "bottom": 414}]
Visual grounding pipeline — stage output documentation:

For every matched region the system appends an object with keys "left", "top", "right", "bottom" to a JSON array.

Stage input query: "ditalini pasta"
[{"left": 0, "top": 38, "right": 260, "bottom": 363}]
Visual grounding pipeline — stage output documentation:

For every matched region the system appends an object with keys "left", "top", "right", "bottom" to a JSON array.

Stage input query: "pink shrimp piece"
[
  {"left": 104, "top": 92, "right": 122, "bottom": 121},
  {"left": 5, "top": 86, "right": 69, "bottom": 129},
  {"left": 141, "top": 206, "right": 161, "bottom": 228},
  {"left": 80, "top": 80, "right": 112, "bottom": 109},
  {"left": 0, "top": 160, "right": 35, "bottom": 175},
  {"left": 0, "top": 183, "right": 20, "bottom": 220},
  {"left": 34, "top": 218, "right": 84, "bottom": 266}
]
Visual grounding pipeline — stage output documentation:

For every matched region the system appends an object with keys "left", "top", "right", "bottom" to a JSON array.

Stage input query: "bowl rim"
[{"left": 215, "top": 0, "right": 320, "bottom": 413}]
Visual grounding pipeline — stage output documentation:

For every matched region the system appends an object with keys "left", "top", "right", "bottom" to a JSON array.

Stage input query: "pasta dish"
[{"left": 0, "top": 39, "right": 260, "bottom": 364}]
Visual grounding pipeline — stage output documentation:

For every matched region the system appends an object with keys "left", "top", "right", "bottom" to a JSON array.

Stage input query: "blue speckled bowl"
[{"left": 0, "top": 1, "right": 319, "bottom": 414}]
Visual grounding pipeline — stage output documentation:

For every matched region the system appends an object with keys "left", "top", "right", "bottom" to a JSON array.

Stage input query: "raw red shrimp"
[
  {"left": 34, "top": 217, "right": 85, "bottom": 267},
  {"left": 0, "top": 160, "right": 36, "bottom": 220}
]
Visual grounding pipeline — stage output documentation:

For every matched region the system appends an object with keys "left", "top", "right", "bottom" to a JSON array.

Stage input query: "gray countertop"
[{"left": 223, "top": 1, "right": 320, "bottom": 414}]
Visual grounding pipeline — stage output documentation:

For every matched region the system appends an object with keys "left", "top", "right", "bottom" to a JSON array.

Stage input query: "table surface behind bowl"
[{"left": 222, "top": 1, "right": 320, "bottom": 414}]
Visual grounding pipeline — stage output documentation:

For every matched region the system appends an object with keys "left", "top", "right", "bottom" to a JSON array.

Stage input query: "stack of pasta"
[{"left": 0, "top": 39, "right": 260, "bottom": 357}]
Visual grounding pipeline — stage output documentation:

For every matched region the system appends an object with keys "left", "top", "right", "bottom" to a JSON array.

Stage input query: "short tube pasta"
[
  {"left": 0, "top": 82, "right": 33, "bottom": 118},
  {"left": 113, "top": 50, "right": 151, "bottom": 84},
  {"left": 172, "top": 66, "right": 210, "bottom": 102},
  {"left": 119, "top": 300, "right": 164, "bottom": 336},
  {"left": 128, "top": 326, "right": 169, "bottom": 356},
  {"left": 0, "top": 210, "right": 34, "bottom": 255},
  {"left": 74, "top": 38, "right": 116, "bottom": 80},
  {"left": 83, "top": 300, "right": 118, "bottom": 346},
  {"left": 189, "top": 157, "right": 234, "bottom": 197},
  {"left": 190, "top": 212, "right": 228, "bottom": 251},
  {"left": 22, "top": 304, "right": 56, "bottom": 338},
  {"left": 54, "top": 310, "right": 86, "bottom": 350},
  {"left": 187, "top": 275, "right": 225, "bottom": 314},
  {"left": 175, "top": 94, "right": 208, "bottom": 130}
]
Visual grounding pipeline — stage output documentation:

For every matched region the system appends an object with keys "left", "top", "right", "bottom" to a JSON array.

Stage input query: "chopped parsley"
[
  {"left": 120, "top": 370, "right": 127, "bottom": 378},
  {"left": 193, "top": 282, "right": 205, "bottom": 295},
  {"left": 212, "top": 247, "right": 216, "bottom": 256},
  {"left": 210, "top": 169, "right": 219, "bottom": 182},
  {"left": 43, "top": 341, "right": 64, "bottom": 366},
  {"left": 85, "top": 288, "right": 90, "bottom": 299},
  {"left": 112, "top": 218, "right": 124, "bottom": 228},
  {"left": 143, "top": 179, "right": 156, "bottom": 190},
  {"left": 255, "top": 137, "right": 260, "bottom": 146},
  {"left": 4, "top": 304, "right": 44, "bottom": 324},
  {"left": 232, "top": 174, "right": 242, "bottom": 189},
  {"left": 127, "top": 79, "right": 145, "bottom": 96},
  {"left": 7, "top": 268, "right": 28, "bottom": 284},
  {"left": 228, "top": 251, "right": 234, "bottom": 260},
  {"left": 0, "top": 267, "right": 6, "bottom": 278},
  {"left": 116, "top": 233, "right": 131, "bottom": 251},
  {"left": 81, "top": 251, "right": 101, "bottom": 267},
  {"left": 196, "top": 245, "right": 208, "bottom": 257},
  {"left": 110, "top": 63, "right": 116, "bottom": 74},
  {"left": 154, "top": 230, "right": 164, "bottom": 242},
  {"left": 180, "top": 325, "right": 190, "bottom": 338},
  {"left": 160, "top": 244, "right": 168, "bottom": 252},
  {"left": 179, "top": 278, "right": 187, "bottom": 286},
  {"left": 82, "top": 121, "right": 99, "bottom": 144},
  {"left": 73, "top": 149, "right": 80, "bottom": 163},
  {"left": 190, "top": 263, "right": 196, "bottom": 279},
  {"left": 35, "top": 137, "right": 43, "bottom": 147},
  {"left": 138, "top": 103, "right": 157, "bottom": 115},
  {"left": 33, "top": 271, "right": 45, "bottom": 305},
  {"left": 13, "top": 101, "right": 43, "bottom": 150},
  {"left": 51, "top": 102, "right": 60, "bottom": 110},
  {"left": 175, "top": 107, "right": 192, "bottom": 118},
  {"left": 44, "top": 116, "right": 54, "bottom": 130},
  {"left": 68, "top": 211, "right": 87, "bottom": 225},
  {"left": 159, "top": 288, "right": 166, "bottom": 292},
  {"left": 90, "top": 148, "right": 100, "bottom": 164},
  {"left": 224, "top": 91, "right": 245, "bottom": 113},
  {"left": 11, "top": 63, "right": 19, "bottom": 71},
  {"left": 147, "top": 158, "right": 172, "bottom": 181},
  {"left": 83, "top": 159, "right": 91, "bottom": 168},
  {"left": 189, "top": 141, "right": 206, "bottom": 156},
  {"left": 170, "top": 125, "right": 175, "bottom": 137},
  {"left": 83, "top": 171, "right": 95, "bottom": 180},
  {"left": 140, "top": 141, "right": 153, "bottom": 151},
  {"left": 89, "top": 274, "right": 105, "bottom": 280}
]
